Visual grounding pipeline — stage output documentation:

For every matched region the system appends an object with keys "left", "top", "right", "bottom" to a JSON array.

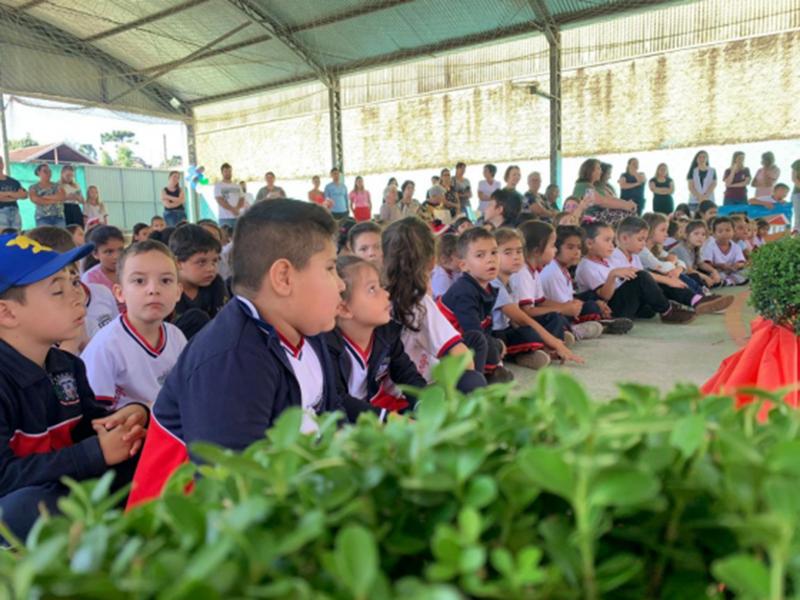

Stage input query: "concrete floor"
[{"left": 508, "top": 288, "right": 754, "bottom": 400}]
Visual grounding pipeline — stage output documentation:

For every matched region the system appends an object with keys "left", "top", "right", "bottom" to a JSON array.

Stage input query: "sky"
[{"left": 3, "top": 95, "right": 187, "bottom": 167}]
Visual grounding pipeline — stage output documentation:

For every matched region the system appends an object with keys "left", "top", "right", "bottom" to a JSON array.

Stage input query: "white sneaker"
[
  {"left": 563, "top": 331, "right": 576, "bottom": 347},
  {"left": 572, "top": 321, "right": 603, "bottom": 340}
]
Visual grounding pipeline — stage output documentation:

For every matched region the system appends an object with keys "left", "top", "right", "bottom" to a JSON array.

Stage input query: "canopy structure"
[{"left": 0, "top": 0, "right": 685, "bottom": 180}]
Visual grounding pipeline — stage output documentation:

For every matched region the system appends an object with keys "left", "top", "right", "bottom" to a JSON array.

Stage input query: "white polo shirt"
[
  {"left": 490, "top": 279, "right": 514, "bottom": 331},
  {"left": 540, "top": 261, "right": 575, "bottom": 303},
  {"left": 575, "top": 257, "right": 613, "bottom": 293},
  {"left": 431, "top": 265, "right": 460, "bottom": 299},
  {"left": 81, "top": 314, "right": 186, "bottom": 409},
  {"left": 609, "top": 248, "right": 643, "bottom": 271},
  {"left": 508, "top": 265, "right": 545, "bottom": 308},
  {"left": 82, "top": 282, "right": 118, "bottom": 342},
  {"left": 400, "top": 294, "right": 462, "bottom": 382},
  {"left": 235, "top": 296, "right": 323, "bottom": 434},
  {"left": 701, "top": 239, "right": 745, "bottom": 266}
]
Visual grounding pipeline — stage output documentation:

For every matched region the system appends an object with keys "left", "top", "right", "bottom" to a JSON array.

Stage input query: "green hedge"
[
  {"left": 1, "top": 356, "right": 799, "bottom": 599},
  {"left": 749, "top": 235, "right": 800, "bottom": 334}
]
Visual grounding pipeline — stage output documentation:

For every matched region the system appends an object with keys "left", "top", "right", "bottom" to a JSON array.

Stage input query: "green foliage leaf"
[
  {"left": 712, "top": 554, "right": 770, "bottom": 598},
  {"left": 334, "top": 525, "right": 379, "bottom": 599},
  {"left": 589, "top": 467, "right": 660, "bottom": 507},
  {"left": 670, "top": 414, "right": 707, "bottom": 457},
  {"left": 517, "top": 447, "right": 575, "bottom": 500}
]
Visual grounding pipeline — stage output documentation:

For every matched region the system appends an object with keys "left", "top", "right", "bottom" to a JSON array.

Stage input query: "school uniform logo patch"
[{"left": 51, "top": 372, "right": 80, "bottom": 406}]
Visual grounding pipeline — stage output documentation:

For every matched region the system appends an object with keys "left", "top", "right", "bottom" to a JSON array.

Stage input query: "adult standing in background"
[
  {"left": 477, "top": 163, "right": 500, "bottom": 217},
  {"left": 523, "top": 171, "right": 556, "bottom": 220},
  {"left": 573, "top": 158, "right": 635, "bottom": 227},
  {"left": 687, "top": 150, "right": 717, "bottom": 212},
  {"left": 325, "top": 167, "right": 349, "bottom": 219},
  {"left": 59, "top": 165, "right": 84, "bottom": 227},
  {"left": 618, "top": 158, "right": 647, "bottom": 215},
  {"left": 791, "top": 158, "right": 800, "bottom": 233},
  {"left": 349, "top": 176, "right": 372, "bottom": 222},
  {"left": 379, "top": 184, "right": 401, "bottom": 224},
  {"left": 543, "top": 184, "right": 560, "bottom": 213},
  {"left": 453, "top": 161, "right": 472, "bottom": 215},
  {"left": 398, "top": 180, "right": 421, "bottom": 219},
  {"left": 162, "top": 170, "right": 186, "bottom": 227},
  {"left": 439, "top": 168, "right": 459, "bottom": 218},
  {"left": 213, "top": 162, "right": 244, "bottom": 228},
  {"left": 255, "top": 171, "right": 285, "bottom": 202},
  {"left": 29, "top": 164, "right": 66, "bottom": 227},
  {"left": 0, "top": 156, "right": 27, "bottom": 230},
  {"left": 239, "top": 181, "right": 253, "bottom": 213},
  {"left": 308, "top": 175, "right": 329, "bottom": 207},
  {"left": 722, "top": 151, "right": 751, "bottom": 206},
  {"left": 751, "top": 152, "right": 780, "bottom": 199},
  {"left": 648, "top": 163, "right": 674, "bottom": 214}
]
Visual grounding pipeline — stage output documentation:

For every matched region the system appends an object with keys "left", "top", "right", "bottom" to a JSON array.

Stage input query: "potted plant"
[{"left": 703, "top": 235, "right": 800, "bottom": 414}]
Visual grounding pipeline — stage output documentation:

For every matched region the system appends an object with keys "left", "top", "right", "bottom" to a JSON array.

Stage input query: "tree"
[
  {"left": 100, "top": 130, "right": 135, "bottom": 145},
  {"left": 99, "top": 149, "right": 113, "bottom": 167},
  {"left": 115, "top": 146, "right": 136, "bottom": 168},
  {"left": 78, "top": 143, "right": 98, "bottom": 162},
  {"left": 8, "top": 133, "right": 39, "bottom": 150},
  {"left": 159, "top": 155, "right": 182, "bottom": 169}
]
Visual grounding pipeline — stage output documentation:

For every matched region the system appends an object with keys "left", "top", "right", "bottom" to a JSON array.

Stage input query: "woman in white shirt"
[{"left": 686, "top": 150, "right": 717, "bottom": 212}]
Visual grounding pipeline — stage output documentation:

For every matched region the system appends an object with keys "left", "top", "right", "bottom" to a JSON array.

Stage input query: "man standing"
[
  {"left": 213, "top": 163, "right": 244, "bottom": 228},
  {"left": 324, "top": 167, "right": 348, "bottom": 219},
  {"left": 255, "top": 171, "right": 286, "bottom": 203},
  {"left": 0, "top": 157, "right": 27, "bottom": 230}
]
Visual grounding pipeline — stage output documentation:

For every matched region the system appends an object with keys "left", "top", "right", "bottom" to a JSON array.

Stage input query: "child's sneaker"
[
  {"left": 600, "top": 318, "right": 634, "bottom": 335},
  {"left": 694, "top": 294, "right": 734, "bottom": 314},
  {"left": 563, "top": 331, "right": 576, "bottom": 347},
  {"left": 486, "top": 365, "right": 515, "bottom": 383},
  {"left": 572, "top": 321, "right": 603, "bottom": 340},
  {"left": 512, "top": 349, "right": 551, "bottom": 370},
  {"left": 660, "top": 302, "right": 696, "bottom": 324}
]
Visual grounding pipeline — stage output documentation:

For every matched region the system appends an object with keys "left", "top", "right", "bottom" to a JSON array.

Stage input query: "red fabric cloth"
[{"left": 702, "top": 317, "right": 799, "bottom": 420}]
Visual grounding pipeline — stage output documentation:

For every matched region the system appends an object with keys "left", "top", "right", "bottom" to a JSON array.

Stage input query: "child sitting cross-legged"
[
  {"left": 540, "top": 225, "right": 634, "bottom": 335},
  {"left": 325, "top": 256, "right": 426, "bottom": 422},
  {"left": 513, "top": 221, "right": 603, "bottom": 342},
  {"left": 382, "top": 217, "right": 487, "bottom": 393},
  {"left": 128, "top": 200, "right": 349, "bottom": 507},
  {"left": 671, "top": 220, "right": 722, "bottom": 288},
  {"left": 751, "top": 218, "right": 769, "bottom": 249},
  {"left": 431, "top": 233, "right": 461, "bottom": 299},
  {"left": 575, "top": 221, "right": 696, "bottom": 323},
  {"left": 640, "top": 213, "right": 732, "bottom": 313},
  {"left": 81, "top": 240, "right": 187, "bottom": 410},
  {"left": 731, "top": 215, "right": 753, "bottom": 260},
  {"left": 492, "top": 228, "right": 583, "bottom": 367},
  {"left": 0, "top": 233, "right": 148, "bottom": 540},
  {"left": 700, "top": 216, "right": 748, "bottom": 286}
]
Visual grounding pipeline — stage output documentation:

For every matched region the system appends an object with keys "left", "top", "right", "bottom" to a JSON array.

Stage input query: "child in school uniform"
[
  {"left": 81, "top": 225, "right": 125, "bottom": 311},
  {"left": 492, "top": 228, "right": 582, "bottom": 366},
  {"left": 540, "top": 225, "right": 634, "bottom": 335},
  {"left": 0, "top": 233, "right": 147, "bottom": 539},
  {"left": 431, "top": 233, "right": 461, "bottom": 299},
  {"left": 751, "top": 218, "right": 769, "bottom": 249},
  {"left": 575, "top": 221, "right": 696, "bottom": 323},
  {"left": 438, "top": 228, "right": 515, "bottom": 381},
  {"left": 701, "top": 216, "right": 748, "bottom": 286},
  {"left": 128, "top": 200, "right": 348, "bottom": 507},
  {"left": 347, "top": 221, "right": 383, "bottom": 268},
  {"left": 81, "top": 241, "right": 187, "bottom": 410},
  {"left": 483, "top": 188, "right": 522, "bottom": 229},
  {"left": 669, "top": 220, "right": 722, "bottom": 289},
  {"left": 514, "top": 220, "right": 603, "bottom": 341},
  {"left": 26, "top": 226, "right": 118, "bottom": 355},
  {"left": 169, "top": 224, "right": 229, "bottom": 339},
  {"left": 382, "top": 217, "right": 487, "bottom": 393},
  {"left": 731, "top": 215, "right": 753, "bottom": 260},
  {"left": 325, "top": 256, "right": 426, "bottom": 422}
]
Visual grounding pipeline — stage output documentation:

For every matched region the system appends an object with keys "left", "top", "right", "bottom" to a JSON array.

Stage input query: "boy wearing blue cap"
[{"left": 0, "top": 233, "right": 148, "bottom": 542}]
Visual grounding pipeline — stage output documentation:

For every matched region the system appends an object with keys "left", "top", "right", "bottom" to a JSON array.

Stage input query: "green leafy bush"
[
  {"left": 749, "top": 235, "right": 800, "bottom": 334},
  {"left": 2, "top": 356, "right": 800, "bottom": 599}
]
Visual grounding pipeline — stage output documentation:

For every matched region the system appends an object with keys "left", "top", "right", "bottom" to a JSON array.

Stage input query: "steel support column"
[
  {"left": 328, "top": 79, "right": 344, "bottom": 172},
  {"left": 0, "top": 94, "right": 9, "bottom": 172},
  {"left": 186, "top": 117, "right": 200, "bottom": 222},
  {"left": 548, "top": 29, "right": 562, "bottom": 190}
]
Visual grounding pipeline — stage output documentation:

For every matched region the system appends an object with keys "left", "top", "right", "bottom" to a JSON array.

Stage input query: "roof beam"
[
  {"left": 188, "top": 18, "right": 545, "bottom": 106},
  {"left": 0, "top": 3, "right": 187, "bottom": 117},
  {"left": 287, "top": 0, "right": 415, "bottom": 34},
  {"left": 555, "top": 0, "right": 677, "bottom": 26},
  {"left": 527, "top": 0, "right": 558, "bottom": 44},
  {"left": 83, "top": 0, "right": 212, "bottom": 43},
  {"left": 137, "top": 33, "right": 273, "bottom": 74},
  {"left": 227, "top": 0, "right": 332, "bottom": 85}
]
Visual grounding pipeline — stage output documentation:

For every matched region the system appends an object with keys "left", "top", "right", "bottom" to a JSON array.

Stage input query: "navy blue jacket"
[
  {"left": 325, "top": 322, "right": 426, "bottom": 420},
  {"left": 440, "top": 272, "right": 498, "bottom": 333},
  {"left": 0, "top": 341, "right": 110, "bottom": 496},
  {"left": 129, "top": 298, "right": 343, "bottom": 505}
]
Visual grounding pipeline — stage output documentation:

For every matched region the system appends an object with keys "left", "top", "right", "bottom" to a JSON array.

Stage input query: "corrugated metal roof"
[{"left": 0, "top": 0, "right": 687, "bottom": 118}]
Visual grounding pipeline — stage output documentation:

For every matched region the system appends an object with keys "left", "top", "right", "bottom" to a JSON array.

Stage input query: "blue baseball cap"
[{"left": 0, "top": 234, "right": 95, "bottom": 295}]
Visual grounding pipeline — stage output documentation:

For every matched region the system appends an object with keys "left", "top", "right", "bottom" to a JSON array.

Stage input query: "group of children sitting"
[{"left": 1, "top": 184, "right": 760, "bottom": 540}]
